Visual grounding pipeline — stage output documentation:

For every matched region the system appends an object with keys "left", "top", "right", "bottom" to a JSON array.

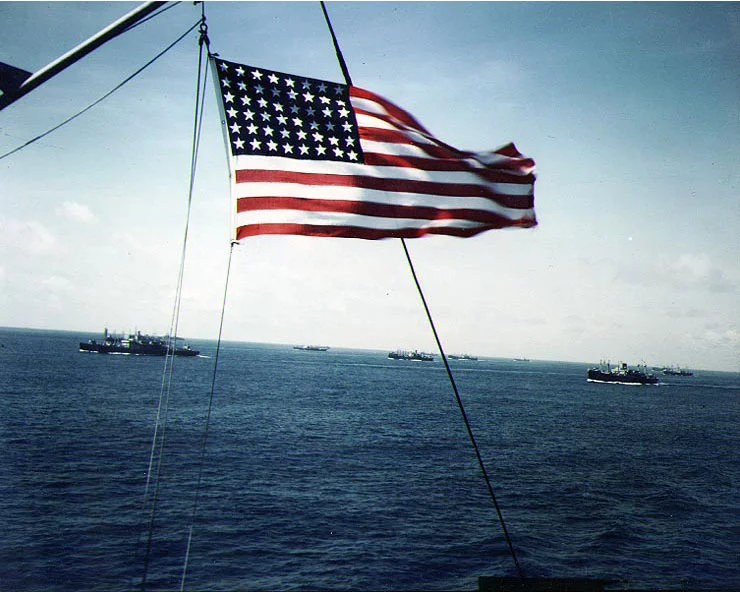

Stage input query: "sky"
[{"left": 1, "top": 2, "right": 738, "bottom": 372}]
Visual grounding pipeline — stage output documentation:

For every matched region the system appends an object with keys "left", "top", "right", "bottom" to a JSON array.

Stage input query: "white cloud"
[
  {"left": 615, "top": 252, "right": 736, "bottom": 293},
  {"left": 58, "top": 201, "right": 96, "bottom": 223},
  {"left": 664, "top": 253, "right": 735, "bottom": 292},
  {"left": 0, "top": 219, "right": 57, "bottom": 254},
  {"left": 699, "top": 327, "right": 740, "bottom": 350},
  {"left": 40, "top": 275, "right": 74, "bottom": 293}
]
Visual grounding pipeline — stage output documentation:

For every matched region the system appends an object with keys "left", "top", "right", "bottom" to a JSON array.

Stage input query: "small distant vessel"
[
  {"left": 79, "top": 329, "right": 199, "bottom": 357},
  {"left": 293, "top": 345, "right": 330, "bottom": 351},
  {"left": 388, "top": 349, "right": 434, "bottom": 362},
  {"left": 660, "top": 365, "right": 693, "bottom": 376},
  {"left": 513, "top": 357, "right": 530, "bottom": 362},
  {"left": 587, "top": 361, "right": 659, "bottom": 385},
  {"left": 449, "top": 353, "right": 478, "bottom": 361}
]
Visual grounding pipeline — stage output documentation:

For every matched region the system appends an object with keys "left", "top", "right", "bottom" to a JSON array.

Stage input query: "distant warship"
[{"left": 79, "top": 328, "right": 199, "bottom": 357}]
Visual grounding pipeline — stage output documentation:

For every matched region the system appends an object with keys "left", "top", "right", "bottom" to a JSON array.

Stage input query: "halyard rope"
[
  {"left": 179, "top": 240, "right": 236, "bottom": 591},
  {"left": 178, "top": 15, "right": 240, "bottom": 588},
  {"left": 140, "top": 10, "right": 210, "bottom": 590}
]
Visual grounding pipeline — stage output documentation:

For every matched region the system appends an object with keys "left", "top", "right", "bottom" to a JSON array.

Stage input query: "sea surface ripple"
[{"left": 0, "top": 328, "right": 738, "bottom": 591}]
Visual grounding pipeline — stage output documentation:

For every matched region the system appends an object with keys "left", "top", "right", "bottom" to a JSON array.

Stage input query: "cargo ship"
[
  {"left": 659, "top": 365, "right": 693, "bottom": 376},
  {"left": 449, "top": 353, "right": 478, "bottom": 360},
  {"left": 388, "top": 349, "right": 434, "bottom": 361},
  {"left": 79, "top": 329, "right": 199, "bottom": 357},
  {"left": 293, "top": 345, "right": 330, "bottom": 351},
  {"left": 587, "top": 361, "right": 659, "bottom": 385}
]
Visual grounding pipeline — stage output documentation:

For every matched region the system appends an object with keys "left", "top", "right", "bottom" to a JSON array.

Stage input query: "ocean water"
[{"left": 1, "top": 327, "right": 738, "bottom": 591}]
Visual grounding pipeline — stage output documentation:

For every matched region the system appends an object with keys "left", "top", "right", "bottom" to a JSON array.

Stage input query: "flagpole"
[
  {"left": 0, "top": 1, "right": 167, "bottom": 111},
  {"left": 318, "top": 1, "right": 525, "bottom": 581},
  {"left": 320, "top": 1, "right": 353, "bottom": 86}
]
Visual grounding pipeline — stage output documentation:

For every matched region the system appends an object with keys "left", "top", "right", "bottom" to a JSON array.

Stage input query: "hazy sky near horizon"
[{"left": 1, "top": 2, "right": 738, "bottom": 371}]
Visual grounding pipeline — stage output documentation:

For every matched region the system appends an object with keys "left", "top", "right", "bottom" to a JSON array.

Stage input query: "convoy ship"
[
  {"left": 293, "top": 345, "right": 330, "bottom": 351},
  {"left": 659, "top": 365, "right": 694, "bottom": 376},
  {"left": 449, "top": 353, "right": 479, "bottom": 361},
  {"left": 388, "top": 349, "right": 434, "bottom": 361},
  {"left": 79, "top": 329, "right": 199, "bottom": 357},
  {"left": 587, "top": 361, "right": 659, "bottom": 385}
]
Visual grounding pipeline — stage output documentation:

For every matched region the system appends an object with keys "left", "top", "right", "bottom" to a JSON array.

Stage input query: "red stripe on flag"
[
  {"left": 236, "top": 218, "right": 535, "bottom": 241},
  {"left": 350, "top": 86, "right": 432, "bottom": 135},
  {"left": 234, "top": 169, "right": 532, "bottom": 204},
  {"left": 236, "top": 196, "right": 534, "bottom": 221}
]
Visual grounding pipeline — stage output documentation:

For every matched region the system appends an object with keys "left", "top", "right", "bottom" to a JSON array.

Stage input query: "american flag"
[{"left": 213, "top": 57, "right": 536, "bottom": 240}]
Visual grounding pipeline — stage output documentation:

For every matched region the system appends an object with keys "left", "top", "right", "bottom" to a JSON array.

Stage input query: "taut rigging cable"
[{"left": 319, "top": 0, "right": 525, "bottom": 581}]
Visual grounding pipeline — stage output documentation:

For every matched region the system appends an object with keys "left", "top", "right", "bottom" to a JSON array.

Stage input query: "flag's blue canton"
[{"left": 215, "top": 58, "right": 364, "bottom": 163}]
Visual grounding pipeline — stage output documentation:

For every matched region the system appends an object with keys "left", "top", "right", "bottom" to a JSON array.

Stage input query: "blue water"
[{"left": 1, "top": 327, "right": 738, "bottom": 591}]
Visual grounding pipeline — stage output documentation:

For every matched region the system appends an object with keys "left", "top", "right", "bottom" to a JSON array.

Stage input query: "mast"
[{"left": 0, "top": 1, "right": 167, "bottom": 111}]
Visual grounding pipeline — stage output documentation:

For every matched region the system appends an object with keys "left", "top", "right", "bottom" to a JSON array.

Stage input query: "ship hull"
[{"left": 79, "top": 342, "right": 199, "bottom": 356}]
